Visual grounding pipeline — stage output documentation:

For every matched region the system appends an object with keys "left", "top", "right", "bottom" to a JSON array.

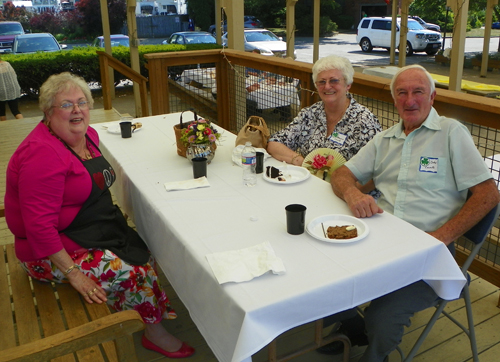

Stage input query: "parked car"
[
  {"left": 222, "top": 28, "right": 296, "bottom": 59},
  {"left": 492, "top": 22, "right": 500, "bottom": 29},
  {"left": 410, "top": 16, "right": 441, "bottom": 32},
  {"left": 356, "top": 17, "right": 441, "bottom": 56},
  {"left": 163, "top": 31, "right": 216, "bottom": 45},
  {"left": 9, "top": 33, "right": 66, "bottom": 54},
  {"left": 208, "top": 15, "right": 263, "bottom": 36},
  {"left": 0, "top": 21, "right": 26, "bottom": 52},
  {"left": 91, "top": 34, "right": 129, "bottom": 47}
]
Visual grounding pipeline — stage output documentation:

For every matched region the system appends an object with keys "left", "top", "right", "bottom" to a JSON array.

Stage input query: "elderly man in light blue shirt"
[{"left": 330, "top": 64, "right": 500, "bottom": 362}]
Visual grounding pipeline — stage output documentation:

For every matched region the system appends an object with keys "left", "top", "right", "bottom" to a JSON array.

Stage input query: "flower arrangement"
[
  {"left": 305, "top": 153, "right": 335, "bottom": 180},
  {"left": 180, "top": 118, "right": 221, "bottom": 146}
]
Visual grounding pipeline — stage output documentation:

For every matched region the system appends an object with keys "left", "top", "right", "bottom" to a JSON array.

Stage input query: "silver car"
[{"left": 222, "top": 28, "right": 296, "bottom": 59}]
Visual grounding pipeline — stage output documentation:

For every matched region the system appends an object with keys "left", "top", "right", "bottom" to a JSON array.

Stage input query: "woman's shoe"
[{"left": 141, "top": 335, "right": 195, "bottom": 358}]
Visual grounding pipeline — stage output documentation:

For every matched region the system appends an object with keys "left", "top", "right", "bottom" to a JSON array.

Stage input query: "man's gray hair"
[{"left": 390, "top": 64, "right": 436, "bottom": 98}]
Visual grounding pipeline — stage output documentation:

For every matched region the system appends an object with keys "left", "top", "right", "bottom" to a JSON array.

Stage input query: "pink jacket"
[{"left": 5, "top": 122, "right": 101, "bottom": 261}]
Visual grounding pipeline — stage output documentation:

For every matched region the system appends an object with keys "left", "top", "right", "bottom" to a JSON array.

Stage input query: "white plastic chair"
[{"left": 397, "top": 201, "right": 500, "bottom": 362}]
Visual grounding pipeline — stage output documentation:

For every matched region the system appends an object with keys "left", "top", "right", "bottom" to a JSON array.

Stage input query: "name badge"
[
  {"left": 328, "top": 132, "right": 347, "bottom": 146},
  {"left": 419, "top": 157, "right": 438, "bottom": 173}
]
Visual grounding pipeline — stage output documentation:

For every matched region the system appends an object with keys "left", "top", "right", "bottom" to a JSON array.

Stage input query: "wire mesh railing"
[{"left": 143, "top": 49, "right": 500, "bottom": 285}]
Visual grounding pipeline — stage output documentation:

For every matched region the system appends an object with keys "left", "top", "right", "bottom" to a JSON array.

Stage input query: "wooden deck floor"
[{"left": 1, "top": 110, "right": 500, "bottom": 362}]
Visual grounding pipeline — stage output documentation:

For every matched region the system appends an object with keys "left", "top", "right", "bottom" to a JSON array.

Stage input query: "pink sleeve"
[{"left": 16, "top": 140, "right": 77, "bottom": 259}]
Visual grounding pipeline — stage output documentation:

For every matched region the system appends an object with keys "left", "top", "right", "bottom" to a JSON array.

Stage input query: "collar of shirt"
[{"left": 383, "top": 107, "right": 441, "bottom": 139}]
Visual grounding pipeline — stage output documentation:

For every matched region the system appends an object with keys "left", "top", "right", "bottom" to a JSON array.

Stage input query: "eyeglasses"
[
  {"left": 54, "top": 100, "right": 89, "bottom": 111},
  {"left": 315, "top": 78, "right": 341, "bottom": 87}
]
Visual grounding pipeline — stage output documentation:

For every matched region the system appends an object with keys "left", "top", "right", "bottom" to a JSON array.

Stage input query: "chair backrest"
[
  {"left": 463, "top": 202, "right": 500, "bottom": 245},
  {"left": 459, "top": 201, "right": 500, "bottom": 273}
]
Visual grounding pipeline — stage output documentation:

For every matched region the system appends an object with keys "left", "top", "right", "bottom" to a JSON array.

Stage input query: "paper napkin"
[
  {"left": 164, "top": 177, "right": 210, "bottom": 191},
  {"left": 206, "top": 241, "right": 286, "bottom": 284}
]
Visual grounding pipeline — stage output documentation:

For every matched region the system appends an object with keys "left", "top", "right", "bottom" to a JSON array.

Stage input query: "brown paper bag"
[{"left": 235, "top": 116, "right": 270, "bottom": 148}]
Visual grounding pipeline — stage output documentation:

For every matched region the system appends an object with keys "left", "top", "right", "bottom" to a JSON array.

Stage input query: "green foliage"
[
  {"left": 187, "top": 0, "right": 215, "bottom": 31},
  {"left": 76, "top": 0, "right": 126, "bottom": 38},
  {"left": 334, "top": 15, "right": 354, "bottom": 30},
  {"left": 294, "top": 0, "right": 340, "bottom": 36},
  {"left": 2, "top": 43, "right": 222, "bottom": 98}
]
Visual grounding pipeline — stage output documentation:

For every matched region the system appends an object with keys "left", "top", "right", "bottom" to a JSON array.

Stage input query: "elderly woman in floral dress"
[
  {"left": 4, "top": 72, "right": 194, "bottom": 359},
  {"left": 267, "top": 55, "right": 381, "bottom": 189}
]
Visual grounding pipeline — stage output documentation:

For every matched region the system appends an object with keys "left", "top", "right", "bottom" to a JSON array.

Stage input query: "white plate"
[
  {"left": 104, "top": 122, "right": 143, "bottom": 134},
  {"left": 263, "top": 165, "right": 310, "bottom": 184},
  {"left": 306, "top": 214, "right": 369, "bottom": 243}
]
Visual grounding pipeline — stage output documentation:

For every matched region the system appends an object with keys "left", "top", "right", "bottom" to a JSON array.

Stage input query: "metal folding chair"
[{"left": 398, "top": 201, "right": 500, "bottom": 362}]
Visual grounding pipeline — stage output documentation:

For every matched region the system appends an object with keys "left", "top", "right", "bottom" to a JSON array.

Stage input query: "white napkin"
[
  {"left": 206, "top": 241, "right": 286, "bottom": 284},
  {"left": 164, "top": 177, "right": 210, "bottom": 192},
  {"left": 232, "top": 146, "right": 270, "bottom": 167}
]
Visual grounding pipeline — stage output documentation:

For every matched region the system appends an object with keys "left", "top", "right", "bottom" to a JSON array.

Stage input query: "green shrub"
[{"left": 3, "top": 43, "right": 222, "bottom": 98}]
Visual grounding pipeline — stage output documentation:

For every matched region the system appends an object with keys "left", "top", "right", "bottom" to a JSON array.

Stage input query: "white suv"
[{"left": 356, "top": 17, "right": 441, "bottom": 56}]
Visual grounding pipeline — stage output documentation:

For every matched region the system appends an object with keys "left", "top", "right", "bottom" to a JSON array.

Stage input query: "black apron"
[{"left": 62, "top": 135, "right": 150, "bottom": 265}]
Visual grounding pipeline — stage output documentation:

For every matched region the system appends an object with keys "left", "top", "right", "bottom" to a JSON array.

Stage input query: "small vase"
[{"left": 186, "top": 142, "right": 216, "bottom": 164}]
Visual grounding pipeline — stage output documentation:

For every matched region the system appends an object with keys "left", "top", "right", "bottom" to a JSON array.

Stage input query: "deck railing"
[{"left": 104, "top": 48, "right": 500, "bottom": 304}]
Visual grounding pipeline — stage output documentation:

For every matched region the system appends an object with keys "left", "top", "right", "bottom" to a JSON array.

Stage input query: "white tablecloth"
[{"left": 94, "top": 113, "right": 466, "bottom": 362}]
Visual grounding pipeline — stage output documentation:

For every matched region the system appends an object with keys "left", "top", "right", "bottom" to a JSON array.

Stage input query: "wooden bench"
[{"left": 0, "top": 206, "right": 145, "bottom": 362}]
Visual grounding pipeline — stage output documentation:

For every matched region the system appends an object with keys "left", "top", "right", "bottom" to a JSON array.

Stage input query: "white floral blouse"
[{"left": 269, "top": 95, "right": 382, "bottom": 161}]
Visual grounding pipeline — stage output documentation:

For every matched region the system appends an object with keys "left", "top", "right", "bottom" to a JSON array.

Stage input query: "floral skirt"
[{"left": 20, "top": 248, "right": 177, "bottom": 324}]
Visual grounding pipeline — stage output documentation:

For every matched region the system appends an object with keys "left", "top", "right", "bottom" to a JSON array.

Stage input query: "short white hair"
[
  {"left": 390, "top": 64, "right": 435, "bottom": 98},
  {"left": 312, "top": 55, "right": 354, "bottom": 86}
]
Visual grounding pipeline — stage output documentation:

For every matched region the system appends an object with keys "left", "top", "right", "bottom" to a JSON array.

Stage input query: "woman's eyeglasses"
[
  {"left": 54, "top": 100, "right": 89, "bottom": 111},
  {"left": 315, "top": 78, "right": 341, "bottom": 87}
]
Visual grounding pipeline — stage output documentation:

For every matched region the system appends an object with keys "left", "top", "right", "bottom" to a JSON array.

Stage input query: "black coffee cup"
[
  {"left": 285, "top": 204, "right": 307, "bottom": 235},
  {"left": 192, "top": 157, "right": 208, "bottom": 178},
  {"left": 120, "top": 121, "right": 132, "bottom": 138},
  {"left": 256, "top": 152, "right": 264, "bottom": 174}
]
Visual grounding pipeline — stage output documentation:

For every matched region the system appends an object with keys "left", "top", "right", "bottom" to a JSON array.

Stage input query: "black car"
[{"left": 163, "top": 31, "right": 216, "bottom": 45}]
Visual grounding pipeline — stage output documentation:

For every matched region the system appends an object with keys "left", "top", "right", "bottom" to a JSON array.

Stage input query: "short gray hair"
[
  {"left": 39, "top": 72, "right": 94, "bottom": 116},
  {"left": 390, "top": 64, "right": 435, "bottom": 98},
  {"left": 312, "top": 55, "right": 354, "bottom": 86}
]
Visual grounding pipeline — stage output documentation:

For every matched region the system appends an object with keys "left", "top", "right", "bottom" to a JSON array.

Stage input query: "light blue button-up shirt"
[{"left": 346, "top": 107, "right": 492, "bottom": 232}]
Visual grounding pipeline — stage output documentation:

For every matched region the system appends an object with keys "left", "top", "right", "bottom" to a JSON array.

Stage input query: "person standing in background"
[{"left": 0, "top": 56, "right": 23, "bottom": 121}]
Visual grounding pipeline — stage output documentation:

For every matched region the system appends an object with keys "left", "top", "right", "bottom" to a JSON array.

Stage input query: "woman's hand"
[
  {"left": 49, "top": 249, "right": 107, "bottom": 304},
  {"left": 66, "top": 270, "right": 107, "bottom": 304}
]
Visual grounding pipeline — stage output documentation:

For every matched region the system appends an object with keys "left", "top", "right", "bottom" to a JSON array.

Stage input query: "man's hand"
[
  {"left": 331, "top": 165, "right": 383, "bottom": 218},
  {"left": 344, "top": 189, "right": 384, "bottom": 218}
]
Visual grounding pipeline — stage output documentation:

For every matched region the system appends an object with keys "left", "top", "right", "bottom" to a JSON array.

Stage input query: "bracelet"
[
  {"left": 291, "top": 153, "right": 301, "bottom": 165},
  {"left": 63, "top": 264, "right": 79, "bottom": 276}
]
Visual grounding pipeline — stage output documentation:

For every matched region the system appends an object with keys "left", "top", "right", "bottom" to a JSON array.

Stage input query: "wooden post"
[
  {"left": 447, "top": 0, "right": 470, "bottom": 92},
  {"left": 286, "top": 0, "right": 298, "bottom": 60},
  {"left": 99, "top": 0, "right": 114, "bottom": 99},
  {"left": 313, "top": 0, "right": 320, "bottom": 63},
  {"left": 481, "top": 0, "right": 499, "bottom": 78}
]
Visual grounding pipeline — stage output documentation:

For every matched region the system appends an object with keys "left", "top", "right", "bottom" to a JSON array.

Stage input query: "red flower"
[
  {"left": 311, "top": 154, "right": 328, "bottom": 169},
  {"left": 78, "top": 250, "right": 104, "bottom": 270},
  {"left": 101, "top": 269, "right": 116, "bottom": 282},
  {"left": 120, "top": 278, "right": 134, "bottom": 290},
  {"left": 134, "top": 301, "right": 162, "bottom": 323},
  {"left": 112, "top": 292, "right": 126, "bottom": 311},
  {"left": 26, "top": 260, "right": 53, "bottom": 280}
]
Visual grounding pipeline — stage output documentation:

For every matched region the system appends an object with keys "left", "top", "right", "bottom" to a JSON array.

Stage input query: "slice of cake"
[
  {"left": 266, "top": 166, "right": 286, "bottom": 181},
  {"left": 327, "top": 225, "right": 358, "bottom": 239}
]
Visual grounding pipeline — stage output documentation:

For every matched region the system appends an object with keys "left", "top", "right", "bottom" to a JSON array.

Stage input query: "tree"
[
  {"left": 187, "top": 0, "right": 215, "bottom": 32},
  {"left": 76, "top": 0, "right": 126, "bottom": 38},
  {"left": 0, "top": 1, "right": 32, "bottom": 29}
]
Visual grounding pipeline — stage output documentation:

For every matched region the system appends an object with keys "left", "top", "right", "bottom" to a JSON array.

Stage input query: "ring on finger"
[
  {"left": 92, "top": 287, "right": 97, "bottom": 293},
  {"left": 87, "top": 290, "right": 94, "bottom": 296}
]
